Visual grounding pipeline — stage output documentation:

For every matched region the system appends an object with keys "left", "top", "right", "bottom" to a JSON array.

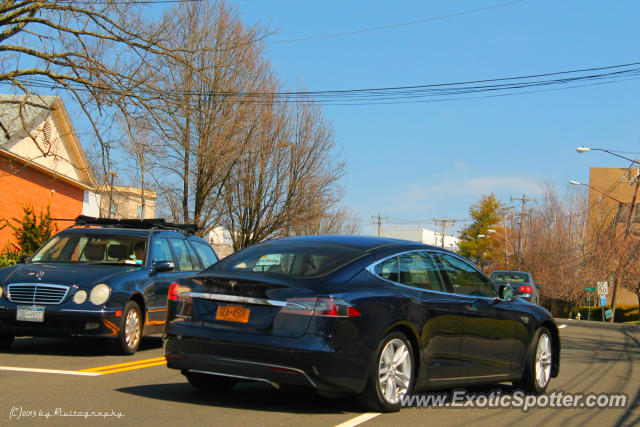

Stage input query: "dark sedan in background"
[
  {"left": 0, "top": 216, "right": 218, "bottom": 354},
  {"left": 490, "top": 270, "right": 541, "bottom": 305},
  {"left": 164, "top": 236, "right": 560, "bottom": 412}
]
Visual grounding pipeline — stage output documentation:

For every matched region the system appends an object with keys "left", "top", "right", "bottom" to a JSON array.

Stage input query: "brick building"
[
  {"left": 0, "top": 95, "right": 99, "bottom": 249},
  {"left": 587, "top": 167, "right": 639, "bottom": 305}
]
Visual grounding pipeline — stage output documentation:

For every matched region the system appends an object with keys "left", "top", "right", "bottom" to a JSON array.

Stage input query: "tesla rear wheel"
[
  {"left": 184, "top": 372, "right": 236, "bottom": 393},
  {"left": 514, "top": 327, "right": 553, "bottom": 394},
  {"left": 0, "top": 333, "right": 14, "bottom": 350},
  {"left": 359, "top": 332, "right": 414, "bottom": 412},
  {"left": 112, "top": 301, "right": 142, "bottom": 355}
]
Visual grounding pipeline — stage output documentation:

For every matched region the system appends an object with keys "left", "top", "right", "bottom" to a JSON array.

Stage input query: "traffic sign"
[
  {"left": 605, "top": 309, "right": 613, "bottom": 320},
  {"left": 597, "top": 282, "right": 609, "bottom": 295},
  {"left": 584, "top": 286, "right": 596, "bottom": 292},
  {"left": 600, "top": 295, "right": 607, "bottom": 306}
]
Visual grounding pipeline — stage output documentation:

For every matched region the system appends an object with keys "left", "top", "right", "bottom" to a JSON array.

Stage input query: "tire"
[
  {"left": 514, "top": 327, "right": 553, "bottom": 394},
  {"left": 184, "top": 371, "right": 236, "bottom": 393},
  {"left": 0, "top": 333, "right": 14, "bottom": 350},
  {"left": 112, "top": 301, "right": 143, "bottom": 355},
  {"left": 358, "top": 332, "right": 414, "bottom": 412}
]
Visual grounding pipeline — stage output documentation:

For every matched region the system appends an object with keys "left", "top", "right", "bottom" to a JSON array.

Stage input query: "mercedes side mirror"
[
  {"left": 152, "top": 260, "right": 174, "bottom": 272},
  {"left": 500, "top": 285, "right": 514, "bottom": 300}
]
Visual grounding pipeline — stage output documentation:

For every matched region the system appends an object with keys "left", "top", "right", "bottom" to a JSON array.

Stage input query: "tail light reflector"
[
  {"left": 519, "top": 285, "right": 533, "bottom": 293},
  {"left": 280, "top": 297, "right": 361, "bottom": 318}
]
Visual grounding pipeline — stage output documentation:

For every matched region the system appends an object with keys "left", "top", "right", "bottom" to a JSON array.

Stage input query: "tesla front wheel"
[{"left": 514, "top": 326, "right": 553, "bottom": 394}]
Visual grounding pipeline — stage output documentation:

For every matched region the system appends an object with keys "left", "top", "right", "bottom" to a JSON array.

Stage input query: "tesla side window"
[
  {"left": 398, "top": 252, "right": 446, "bottom": 292},
  {"left": 374, "top": 257, "right": 399, "bottom": 282},
  {"left": 437, "top": 254, "right": 498, "bottom": 298}
]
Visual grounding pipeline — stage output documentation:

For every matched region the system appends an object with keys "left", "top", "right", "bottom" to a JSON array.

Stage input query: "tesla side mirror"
[
  {"left": 500, "top": 285, "right": 514, "bottom": 300},
  {"left": 153, "top": 260, "right": 175, "bottom": 272},
  {"left": 19, "top": 254, "right": 31, "bottom": 264}
]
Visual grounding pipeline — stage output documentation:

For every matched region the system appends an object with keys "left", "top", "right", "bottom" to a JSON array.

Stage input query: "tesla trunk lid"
[{"left": 187, "top": 275, "right": 317, "bottom": 338}]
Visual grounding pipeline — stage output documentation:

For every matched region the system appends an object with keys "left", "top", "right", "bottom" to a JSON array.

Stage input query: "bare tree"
[
  {"left": 0, "top": 0, "right": 193, "bottom": 172},
  {"left": 223, "top": 98, "right": 345, "bottom": 251},
  {"left": 140, "top": 0, "right": 271, "bottom": 235},
  {"left": 519, "top": 184, "right": 590, "bottom": 311}
]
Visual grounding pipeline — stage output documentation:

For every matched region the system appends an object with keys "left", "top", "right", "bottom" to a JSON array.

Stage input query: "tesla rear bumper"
[{"left": 164, "top": 322, "right": 369, "bottom": 394}]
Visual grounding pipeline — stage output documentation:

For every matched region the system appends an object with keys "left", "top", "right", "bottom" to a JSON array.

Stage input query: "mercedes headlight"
[
  {"left": 73, "top": 290, "right": 87, "bottom": 304},
  {"left": 89, "top": 284, "right": 111, "bottom": 306}
]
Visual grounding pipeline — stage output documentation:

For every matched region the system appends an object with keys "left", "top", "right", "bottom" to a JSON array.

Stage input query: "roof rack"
[{"left": 73, "top": 215, "right": 198, "bottom": 234}]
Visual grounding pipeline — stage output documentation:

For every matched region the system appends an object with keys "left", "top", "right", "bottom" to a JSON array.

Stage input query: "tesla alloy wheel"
[
  {"left": 360, "top": 332, "right": 414, "bottom": 412},
  {"left": 515, "top": 327, "right": 553, "bottom": 394},
  {"left": 114, "top": 301, "right": 142, "bottom": 355}
]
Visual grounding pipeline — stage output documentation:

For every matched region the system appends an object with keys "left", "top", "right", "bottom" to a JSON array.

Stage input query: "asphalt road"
[{"left": 0, "top": 320, "right": 638, "bottom": 427}]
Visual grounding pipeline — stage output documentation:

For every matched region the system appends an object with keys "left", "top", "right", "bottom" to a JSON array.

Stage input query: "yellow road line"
[
  {"left": 78, "top": 356, "right": 166, "bottom": 372},
  {"left": 97, "top": 360, "right": 167, "bottom": 375}
]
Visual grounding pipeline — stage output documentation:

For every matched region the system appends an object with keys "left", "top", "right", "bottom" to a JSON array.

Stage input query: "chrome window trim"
[
  {"left": 7, "top": 283, "right": 70, "bottom": 305},
  {"left": 365, "top": 249, "right": 500, "bottom": 300}
]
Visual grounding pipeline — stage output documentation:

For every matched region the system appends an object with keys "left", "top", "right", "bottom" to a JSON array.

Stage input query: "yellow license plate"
[{"left": 216, "top": 305, "right": 250, "bottom": 323}]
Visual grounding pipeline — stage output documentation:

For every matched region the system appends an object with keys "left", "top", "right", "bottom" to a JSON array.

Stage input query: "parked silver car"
[{"left": 489, "top": 270, "right": 541, "bottom": 305}]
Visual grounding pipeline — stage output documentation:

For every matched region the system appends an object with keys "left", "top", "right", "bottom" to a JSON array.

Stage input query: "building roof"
[{"left": 0, "top": 94, "right": 97, "bottom": 190}]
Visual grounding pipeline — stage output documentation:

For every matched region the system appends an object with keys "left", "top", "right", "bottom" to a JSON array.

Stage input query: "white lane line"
[
  {"left": 558, "top": 324, "right": 567, "bottom": 329},
  {"left": 0, "top": 366, "right": 101, "bottom": 376},
  {"left": 335, "top": 412, "right": 381, "bottom": 427}
]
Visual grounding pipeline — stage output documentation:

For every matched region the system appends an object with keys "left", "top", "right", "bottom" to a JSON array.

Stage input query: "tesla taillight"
[
  {"left": 280, "top": 297, "right": 361, "bottom": 317},
  {"left": 519, "top": 285, "right": 533, "bottom": 293}
]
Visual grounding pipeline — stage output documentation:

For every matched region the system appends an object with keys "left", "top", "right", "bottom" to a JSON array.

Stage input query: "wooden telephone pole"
[
  {"left": 511, "top": 194, "right": 535, "bottom": 268},
  {"left": 433, "top": 218, "right": 456, "bottom": 248}
]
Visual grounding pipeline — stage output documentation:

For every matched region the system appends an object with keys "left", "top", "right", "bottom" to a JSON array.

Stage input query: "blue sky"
[{"left": 227, "top": 0, "right": 640, "bottom": 235}]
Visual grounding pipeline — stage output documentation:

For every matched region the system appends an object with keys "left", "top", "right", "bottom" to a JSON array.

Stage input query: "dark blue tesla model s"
[{"left": 164, "top": 235, "right": 560, "bottom": 412}]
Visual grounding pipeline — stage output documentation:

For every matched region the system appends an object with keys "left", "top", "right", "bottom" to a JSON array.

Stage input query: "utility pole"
[
  {"left": 433, "top": 218, "right": 456, "bottom": 248},
  {"left": 371, "top": 213, "right": 388, "bottom": 237},
  {"left": 511, "top": 194, "right": 535, "bottom": 268}
]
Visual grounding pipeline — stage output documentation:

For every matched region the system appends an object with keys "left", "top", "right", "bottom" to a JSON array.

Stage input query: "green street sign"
[
  {"left": 584, "top": 286, "right": 596, "bottom": 292},
  {"left": 605, "top": 309, "right": 613, "bottom": 320}
]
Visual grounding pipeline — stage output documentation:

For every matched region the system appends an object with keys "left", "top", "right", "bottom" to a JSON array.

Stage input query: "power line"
[
  {"left": 268, "top": 0, "right": 527, "bottom": 45},
  {"left": 6, "top": 60, "right": 640, "bottom": 105}
]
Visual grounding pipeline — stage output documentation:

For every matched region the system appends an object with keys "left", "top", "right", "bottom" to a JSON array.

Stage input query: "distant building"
[
  {"left": 0, "top": 95, "right": 99, "bottom": 247},
  {"left": 379, "top": 226, "right": 460, "bottom": 250},
  {"left": 587, "top": 167, "right": 639, "bottom": 305},
  {"left": 207, "top": 226, "right": 234, "bottom": 259},
  {"left": 98, "top": 185, "right": 156, "bottom": 220},
  {"left": 588, "top": 167, "right": 639, "bottom": 234}
]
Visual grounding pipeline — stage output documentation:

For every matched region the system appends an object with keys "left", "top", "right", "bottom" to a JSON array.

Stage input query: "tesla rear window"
[{"left": 211, "top": 244, "right": 364, "bottom": 277}]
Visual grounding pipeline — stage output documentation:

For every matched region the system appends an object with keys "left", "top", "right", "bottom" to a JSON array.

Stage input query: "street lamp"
[
  {"left": 569, "top": 180, "right": 632, "bottom": 208},
  {"left": 576, "top": 146, "right": 640, "bottom": 166}
]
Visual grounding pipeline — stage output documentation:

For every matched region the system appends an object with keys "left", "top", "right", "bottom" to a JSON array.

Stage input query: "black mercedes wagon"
[{"left": 164, "top": 235, "right": 560, "bottom": 412}]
